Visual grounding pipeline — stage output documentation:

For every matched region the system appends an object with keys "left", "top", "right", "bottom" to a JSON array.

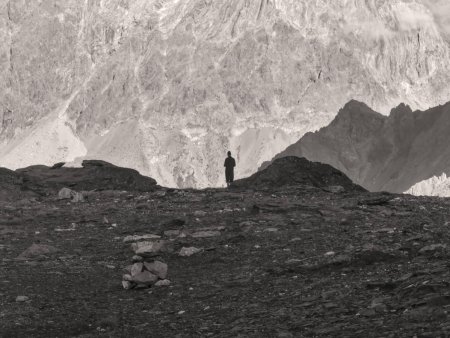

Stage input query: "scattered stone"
[
  {"left": 323, "top": 185, "right": 345, "bottom": 193},
  {"left": 132, "top": 271, "right": 158, "bottom": 285},
  {"left": 123, "top": 274, "right": 133, "bottom": 282},
  {"left": 17, "top": 244, "right": 58, "bottom": 260},
  {"left": 179, "top": 247, "right": 202, "bottom": 257},
  {"left": 132, "top": 255, "right": 144, "bottom": 263},
  {"left": 123, "top": 234, "right": 161, "bottom": 243},
  {"left": 131, "top": 240, "right": 171, "bottom": 257},
  {"left": 193, "top": 210, "right": 207, "bottom": 217},
  {"left": 144, "top": 261, "right": 168, "bottom": 279},
  {"left": 419, "top": 244, "right": 447, "bottom": 254},
  {"left": 155, "top": 279, "right": 171, "bottom": 287},
  {"left": 164, "top": 230, "right": 181, "bottom": 238},
  {"left": 122, "top": 281, "right": 134, "bottom": 290},
  {"left": 191, "top": 231, "right": 221, "bottom": 238},
  {"left": 58, "top": 187, "right": 85, "bottom": 202},
  {"left": 16, "top": 296, "right": 29, "bottom": 302}
]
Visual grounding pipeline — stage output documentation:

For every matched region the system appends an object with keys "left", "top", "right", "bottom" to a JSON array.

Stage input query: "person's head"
[{"left": 227, "top": 151, "right": 231, "bottom": 157}]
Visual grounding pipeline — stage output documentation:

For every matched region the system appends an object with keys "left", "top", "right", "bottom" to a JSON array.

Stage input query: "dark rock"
[
  {"left": 50, "top": 162, "right": 65, "bottom": 169},
  {"left": 233, "top": 157, "right": 366, "bottom": 192},
  {"left": 16, "top": 160, "right": 157, "bottom": 192}
]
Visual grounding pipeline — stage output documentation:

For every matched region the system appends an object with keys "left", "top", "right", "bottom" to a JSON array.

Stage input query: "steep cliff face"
[
  {"left": 1, "top": 0, "right": 450, "bottom": 187},
  {"left": 269, "top": 100, "right": 450, "bottom": 193}
]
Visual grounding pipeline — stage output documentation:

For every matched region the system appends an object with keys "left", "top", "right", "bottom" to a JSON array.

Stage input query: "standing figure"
[{"left": 224, "top": 151, "right": 236, "bottom": 188}]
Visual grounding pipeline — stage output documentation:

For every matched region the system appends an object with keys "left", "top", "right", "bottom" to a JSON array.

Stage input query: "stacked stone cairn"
[{"left": 122, "top": 235, "right": 171, "bottom": 290}]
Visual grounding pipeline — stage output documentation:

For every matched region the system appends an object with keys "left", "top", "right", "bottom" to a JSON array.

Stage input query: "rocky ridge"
[
  {"left": 1, "top": 0, "right": 450, "bottom": 188},
  {"left": 267, "top": 100, "right": 450, "bottom": 194}
]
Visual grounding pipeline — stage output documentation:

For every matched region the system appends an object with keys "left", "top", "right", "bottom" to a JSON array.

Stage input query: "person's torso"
[{"left": 225, "top": 157, "right": 235, "bottom": 169}]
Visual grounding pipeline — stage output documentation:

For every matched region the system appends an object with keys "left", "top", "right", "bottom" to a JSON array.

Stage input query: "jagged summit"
[
  {"left": 234, "top": 156, "right": 366, "bottom": 191},
  {"left": 268, "top": 100, "right": 450, "bottom": 193}
]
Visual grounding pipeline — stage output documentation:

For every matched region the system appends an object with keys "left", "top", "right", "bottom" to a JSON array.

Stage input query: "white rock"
[
  {"left": 179, "top": 247, "right": 202, "bottom": 257},
  {"left": 154, "top": 279, "right": 171, "bottom": 287},
  {"left": 123, "top": 234, "right": 161, "bottom": 243},
  {"left": 123, "top": 274, "right": 133, "bottom": 282},
  {"left": 122, "top": 281, "right": 134, "bottom": 290},
  {"left": 16, "top": 296, "right": 29, "bottom": 302},
  {"left": 131, "top": 241, "right": 169, "bottom": 257},
  {"left": 191, "top": 231, "right": 221, "bottom": 238}
]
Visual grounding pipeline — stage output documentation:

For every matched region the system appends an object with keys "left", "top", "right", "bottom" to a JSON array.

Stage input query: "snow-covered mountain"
[{"left": 1, "top": 0, "right": 450, "bottom": 188}]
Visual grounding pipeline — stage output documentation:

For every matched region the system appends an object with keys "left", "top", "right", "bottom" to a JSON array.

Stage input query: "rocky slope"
[
  {"left": 266, "top": 100, "right": 450, "bottom": 194},
  {"left": 1, "top": 0, "right": 450, "bottom": 188},
  {"left": 2, "top": 159, "right": 450, "bottom": 336}
]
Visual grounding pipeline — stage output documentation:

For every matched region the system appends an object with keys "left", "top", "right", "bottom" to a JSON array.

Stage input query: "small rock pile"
[{"left": 122, "top": 260, "right": 170, "bottom": 290}]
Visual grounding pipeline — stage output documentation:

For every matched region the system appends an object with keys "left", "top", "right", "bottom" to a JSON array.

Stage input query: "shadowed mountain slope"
[{"left": 266, "top": 100, "right": 450, "bottom": 193}]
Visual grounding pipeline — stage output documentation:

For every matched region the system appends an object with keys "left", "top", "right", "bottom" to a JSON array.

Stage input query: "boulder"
[{"left": 58, "top": 188, "right": 85, "bottom": 202}]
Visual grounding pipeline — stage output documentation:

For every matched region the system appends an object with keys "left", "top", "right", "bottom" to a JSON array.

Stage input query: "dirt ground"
[{"left": 2, "top": 185, "right": 450, "bottom": 337}]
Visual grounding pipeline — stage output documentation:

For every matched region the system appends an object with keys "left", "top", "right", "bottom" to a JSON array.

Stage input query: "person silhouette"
[{"left": 224, "top": 151, "right": 236, "bottom": 188}]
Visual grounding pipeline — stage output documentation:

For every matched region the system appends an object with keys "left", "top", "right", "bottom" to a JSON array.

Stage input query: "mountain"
[
  {"left": 267, "top": 100, "right": 450, "bottom": 193},
  {"left": 1, "top": 0, "right": 450, "bottom": 188}
]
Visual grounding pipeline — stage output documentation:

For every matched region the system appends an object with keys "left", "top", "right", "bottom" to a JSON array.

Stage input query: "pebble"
[
  {"left": 122, "top": 281, "right": 134, "bottom": 290},
  {"left": 123, "top": 234, "right": 161, "bottom": 243},
  {"left": 179, "top": 247, "right": 202, "bottom": 257},
  {"left": 191, "top": 231, "right": 221, "bottom": 238},
  {"left": 132, "top": 255, "right": 144, "bottom": 263},
  {"left": 154, "top": 279, "right": 171, "bottom": 287},
  {"left": 16, "top": 296, "right": 29, "bottom": 302},
  {"left": 264, "top": 228, "right": 279, "bottom": 232}
]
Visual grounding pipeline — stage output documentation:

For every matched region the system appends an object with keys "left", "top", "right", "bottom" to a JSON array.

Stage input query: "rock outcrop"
[
  {"left": 17, "top": 160, "right": 157, "bottom": 193},
  {"left": 1, "top": 1, "right": 450, "bottom": 188},
  {"left": 0, "top": 160, "right": 157, "bottom": 201},
  {"left": 234, "top": 156, "right": 366, "bottom": 192},
  {"left": 267, "top": 100, "right": 450, "bottom": 194}
]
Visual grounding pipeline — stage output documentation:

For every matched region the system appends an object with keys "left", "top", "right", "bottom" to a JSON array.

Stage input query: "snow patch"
[{"left": 405, "top": 173, "right": 450, "bottom": 197}]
